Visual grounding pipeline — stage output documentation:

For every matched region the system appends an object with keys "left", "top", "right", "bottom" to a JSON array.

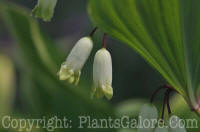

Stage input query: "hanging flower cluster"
[
  {"left": 57, "top": 27, "right": 190, "bottom": 130},
  {"left": 58, "top": 28, "right": 113, "bottom": 100}
]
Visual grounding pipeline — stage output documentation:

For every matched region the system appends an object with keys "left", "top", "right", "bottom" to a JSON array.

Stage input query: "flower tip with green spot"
[
  {"left": 103, "top": 85, "right": 113, "bottom": 100},
  {"left": 58, "top": 37, "right": 93, "bottom": 85}
]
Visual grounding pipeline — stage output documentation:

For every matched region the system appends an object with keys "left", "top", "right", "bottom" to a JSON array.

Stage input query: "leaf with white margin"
[
  {"left": 137, "top": 103, "right": 158, "bottom": 132},
  {"left": 168, "top": 115, "right": 187, "bottom": 132}
]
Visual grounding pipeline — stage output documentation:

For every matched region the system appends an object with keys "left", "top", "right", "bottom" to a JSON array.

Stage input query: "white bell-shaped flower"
[
  {"left": 58, "top": 37, "right": 93, "bottom": 85},
  {"left": 92, "top": 48, "right": 113, "bottom": 100}
]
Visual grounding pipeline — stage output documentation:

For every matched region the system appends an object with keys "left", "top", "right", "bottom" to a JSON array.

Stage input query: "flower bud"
[
  {"left": 58, "top": 37, "right": 93, "bottom": 85},
  {"left": 92, "top": 48, "right": 113, "bottom": 100}
]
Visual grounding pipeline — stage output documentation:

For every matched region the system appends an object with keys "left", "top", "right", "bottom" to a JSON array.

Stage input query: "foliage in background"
[
  {"left": 0, "top": 1, "right": 115, "bottom": 132},
  {"left": 0, "top": 55, "right": 15, "bottom": 116},
  {"left": 88, "top": 0, "right": 200, "bottom": 115},
  {"left": 0, "top": 0, "right": 200, "bottom": 132}
]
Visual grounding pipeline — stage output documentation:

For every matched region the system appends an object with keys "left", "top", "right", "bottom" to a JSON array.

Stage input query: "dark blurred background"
[
  {"left": 1, "top": 1, "right": 199, "bottom": 132},
  {"left": 0, "top": 0, "right": 164, "bottom": 104}
]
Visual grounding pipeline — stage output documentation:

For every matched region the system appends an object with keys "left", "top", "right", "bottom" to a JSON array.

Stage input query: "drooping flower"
[
  {"left": 58, "top": 37, "right": 93, "bottom": 85},
  {"left": 92, "top": 48, "right": 113, "bottom": 100}
]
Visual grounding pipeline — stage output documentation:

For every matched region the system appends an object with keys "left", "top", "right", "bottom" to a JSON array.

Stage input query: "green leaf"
[
  {"left": 0, "top": 2, "right": 116, "bottom": 132},
  {"left": 88, "top": 0, "right": 200, "bottom": 111},
  {"left": 32, "top": 0, "right": 57, "bottom": 21},
  {"left": 170, "top": 95, "right": 200, "bottom": 132},
  {"left": 0, "top": 2, "right": 61, "bottom": 75}
]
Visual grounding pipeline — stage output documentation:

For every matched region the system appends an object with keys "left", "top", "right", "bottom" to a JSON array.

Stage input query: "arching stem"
[
  {"left": 150, "top": 84, "right": 174, "bottom": 121},
  {"left": 150, "top": 84, "right": 173, "bottom": 103},
  {"left": 89, "top": 27, "right": 98, "bottom": 37}
]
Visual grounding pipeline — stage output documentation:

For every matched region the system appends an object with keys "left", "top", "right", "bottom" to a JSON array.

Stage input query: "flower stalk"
[
  {"left": 89, "top": 27, "right": 98, "bottom": 37},
  {"left": 150, "top": 85, "right": 177, "bottom": 121},
  {"left": 102, "top": 33, "right": 107, "bottom": 48}
]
